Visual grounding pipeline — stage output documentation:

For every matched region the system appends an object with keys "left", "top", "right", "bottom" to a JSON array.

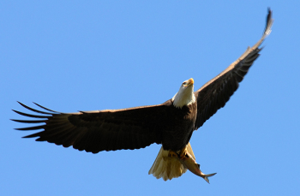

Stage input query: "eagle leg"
[
  {"left": 167, "top": 146, "right": 188, "bottom": 159},
  {"left": 178, "top": 146, "right": 188, "bottom": 159},
  {"left": 168, "top": 150, "right": 179, "bottom": 158}
]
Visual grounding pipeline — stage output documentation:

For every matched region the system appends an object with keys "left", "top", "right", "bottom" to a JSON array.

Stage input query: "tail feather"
[
  {"left": 149, "top": 142, "right": 195, "bottom": 181},
  {"left": 148, "top": 146, "right": 187, "bottom": 181}
]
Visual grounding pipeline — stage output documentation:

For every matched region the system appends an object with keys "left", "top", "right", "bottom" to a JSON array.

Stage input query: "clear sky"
[{"left": 2, "top": 1, "right": 300, "bottom": 195}]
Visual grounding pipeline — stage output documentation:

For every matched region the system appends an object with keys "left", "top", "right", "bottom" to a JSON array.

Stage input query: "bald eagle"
[{"left": 12, "top": 9, "right": 273, "bottom": 183}]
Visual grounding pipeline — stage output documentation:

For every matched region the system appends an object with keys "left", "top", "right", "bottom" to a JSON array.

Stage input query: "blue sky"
[{"left": 2, "top": 1, "right": 300, "bottom": 195}]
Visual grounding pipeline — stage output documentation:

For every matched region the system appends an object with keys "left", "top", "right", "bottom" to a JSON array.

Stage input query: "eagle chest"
[{"left": 161, "top": 103, "right": 197, "bottom": 151}]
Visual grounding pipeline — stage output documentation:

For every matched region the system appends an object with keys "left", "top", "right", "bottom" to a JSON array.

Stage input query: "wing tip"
[{"left": 264, "top": 8, "right": 274, "bottom": 37}]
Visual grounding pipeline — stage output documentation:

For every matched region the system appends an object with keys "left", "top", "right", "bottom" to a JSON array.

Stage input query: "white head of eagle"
[{"left": 172, "top": 78, "right": 196, "bottom": 108}]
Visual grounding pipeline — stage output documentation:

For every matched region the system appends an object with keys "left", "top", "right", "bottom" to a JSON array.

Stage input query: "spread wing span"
[
  {"left": 194, "top": 8, "right": 273, "bottom": 129},
  {"left": 12, "top": 101, "right": 173, "bottom": 153}
]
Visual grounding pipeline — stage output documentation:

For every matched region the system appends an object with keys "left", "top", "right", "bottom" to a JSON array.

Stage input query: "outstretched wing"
[
  {"left": 194, "top": 9, "right": 273, "bottom": 129},
  {"left": 12, "top": 101, "right": 173, "bottom": 153}
]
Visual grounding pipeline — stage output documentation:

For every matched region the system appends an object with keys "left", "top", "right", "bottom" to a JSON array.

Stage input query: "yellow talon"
[
  {"left": 168, "top": 146, "right": 189, "bottom": 159},
  {"left": 177, "top": 146, "right": 188, "bottom": 160}
]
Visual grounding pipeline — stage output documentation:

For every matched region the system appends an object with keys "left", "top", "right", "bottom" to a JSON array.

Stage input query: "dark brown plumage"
[
  {"left": 13, "top": 99, "right": 198, "bottom": 153},
  {"left": 195, "top": 8, "right": 273, "bottom": 128}
]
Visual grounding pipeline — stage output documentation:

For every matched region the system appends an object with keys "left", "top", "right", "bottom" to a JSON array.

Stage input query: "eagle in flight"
[{"left": 12, "top": 9, "right": 273, "bottom": 183}]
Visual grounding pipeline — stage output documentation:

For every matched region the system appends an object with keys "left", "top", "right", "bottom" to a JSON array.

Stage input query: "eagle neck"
[{"left": 172, "top": 87, "right": 196, "bottom": 108}]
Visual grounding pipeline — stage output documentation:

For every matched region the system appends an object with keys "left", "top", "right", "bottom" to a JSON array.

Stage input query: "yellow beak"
[{"left": 188, "top": 78, "right": 194, "bottom": 85}]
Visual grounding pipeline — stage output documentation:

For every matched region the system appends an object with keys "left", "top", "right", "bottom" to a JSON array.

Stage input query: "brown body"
[{"left": 161, "top": 100, "right": 197, "bottom": 151}]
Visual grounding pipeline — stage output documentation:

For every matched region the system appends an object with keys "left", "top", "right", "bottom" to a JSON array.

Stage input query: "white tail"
[{"left": 148, "top": 143, "right": 195, "bottom": 181}]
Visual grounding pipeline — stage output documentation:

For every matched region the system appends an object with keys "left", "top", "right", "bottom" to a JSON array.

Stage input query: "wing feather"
[
  {"left": 194, "top": 9, "right": 273, "bottom": 129},
  {"left": 13, "top": 101, "right": 172, "bottom": 153}
]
